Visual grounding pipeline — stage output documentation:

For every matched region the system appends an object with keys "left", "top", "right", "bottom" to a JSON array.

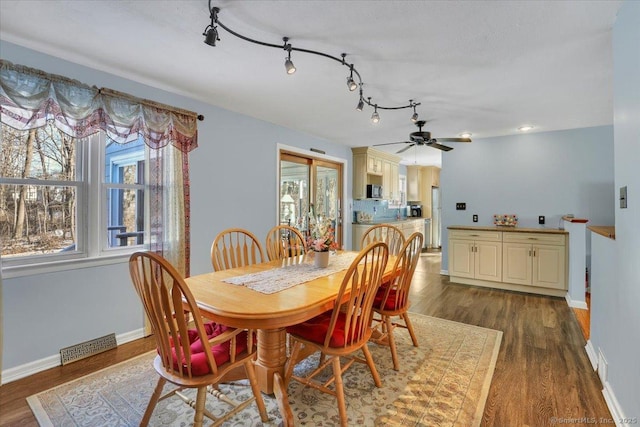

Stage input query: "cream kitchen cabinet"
[
  {"left": 449, "top": 230, "right": 502, "bottom": 282},
  {"left": 352, "top": 147, "right": 400, "bottom": 200},
  {"left": 401, "top": 219, "right": 423, "bottom": 240},
  {"left": 448, "top": 226, "right": 568, "bottom": 297},
  {"left": 502, "top": 232, "right": 566, "bottom": 290},
  {"left": 367, "top": 155, "right": 383, "bottom": 175},
  {"left": 382, "top": 161, "right": 399, "bottom": 201}
]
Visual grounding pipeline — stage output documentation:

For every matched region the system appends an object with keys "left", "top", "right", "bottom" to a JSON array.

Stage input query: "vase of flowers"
[{"left": 307, "top": 214, "right": 339, "bottom": 268}]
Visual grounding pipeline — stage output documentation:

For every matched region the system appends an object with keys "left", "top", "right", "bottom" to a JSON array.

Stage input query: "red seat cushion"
[
  {"left": 374, "top": 287, "right": 405, "bottom": 311},
  {"left": 169, "top": 321, "right": 249, "bottom": 376},
  {"left": 287, "top": 311, "right": 364, "bottom": 348}
]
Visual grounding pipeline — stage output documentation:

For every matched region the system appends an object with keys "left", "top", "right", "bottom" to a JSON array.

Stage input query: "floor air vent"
[{"left": 60, "top": 333, "right": 117, "bottom": 365}]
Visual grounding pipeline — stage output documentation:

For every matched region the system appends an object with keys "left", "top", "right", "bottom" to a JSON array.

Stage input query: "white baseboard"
[
  {"left": 585, "top": 340, "right": 598, "bottom": 370},
  {"left": 565, "top": 293, "right": 588, "bottom": 309},
  {"left": 1, "top": 328, "right": 145, "bottom": 385},
  {"left": 602, "top": 380, "right": 627, "bottom": 427}
]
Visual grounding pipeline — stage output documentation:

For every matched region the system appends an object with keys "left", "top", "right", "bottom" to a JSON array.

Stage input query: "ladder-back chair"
[
  {"left": 361, "top": 223, "right": 405, "bottom": 255},
  {"left": 283, "top": 241, "right": 389, "bottom": 427},
  {"left": 128, "top": 251, "right": 268, "bottom": 426},
  {"left": 211, "top": 228, "right": 265, "bottom": 271},
  {"left": 265, "top": 225, "right": 307, "bottom": 261},
  {"left": 371, "top": 232, "right": 424, "bottom": 370}
]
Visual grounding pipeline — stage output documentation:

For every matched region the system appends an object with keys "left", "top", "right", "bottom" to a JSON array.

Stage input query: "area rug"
[{"left": 27, "top": 314, "right": 502, "bottom": 426}]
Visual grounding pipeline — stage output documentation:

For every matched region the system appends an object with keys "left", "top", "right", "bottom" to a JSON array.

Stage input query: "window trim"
[{"left": 0, "top": 131, "right": 149, "bottom": 277}]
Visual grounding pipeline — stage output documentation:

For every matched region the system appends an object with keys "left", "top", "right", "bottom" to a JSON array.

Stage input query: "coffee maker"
[{"left": 409, "top": 203, "right": 423, "bottom": 217}]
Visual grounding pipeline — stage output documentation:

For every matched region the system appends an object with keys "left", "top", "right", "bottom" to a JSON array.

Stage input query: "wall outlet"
[
  {"left": 538, "top": 215, "right": 545, "bottom": 225},
  {"left": 473, "top": 214, "right": 478, "bottom": 222},
  {"left": 456, "top": 203, "right": 466, "bottom": 210}
]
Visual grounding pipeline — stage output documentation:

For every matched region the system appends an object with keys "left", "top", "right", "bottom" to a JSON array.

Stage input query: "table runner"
[{"left": 222, "top": 251, "right": 358, "bottom": 294}]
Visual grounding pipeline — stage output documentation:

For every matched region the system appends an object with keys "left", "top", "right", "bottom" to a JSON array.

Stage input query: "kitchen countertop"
[
  {"left": 448, "top": 225, "right": 568, "bottom": 235},
  {"left": 587, "top": 225, "right": 615, "bottom": 240},
  {"left": 353, "top": 218, "right": 424, "bottom": 225}
]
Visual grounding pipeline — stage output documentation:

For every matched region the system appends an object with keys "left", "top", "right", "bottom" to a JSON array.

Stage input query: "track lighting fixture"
[
  {"left": 356, "top": 86, "right": 365, "bottom": 111},
  {"left": 283, "top": 37, "right": 296, "bottom": 74},
  {"left": 347, "top": 66, "right": 357, "bottom": 91},
  {"left": 202, "top": 5, "right": 220, "bottom": 46},
  {"left": 371, "top": 103, "right": 380, "bottom": 124},
  {"left": 410, "top": 100, "right": 419, "bottom": 122},
  {"left": 203, "top": 2, "right": 422, "bottom": 123}
]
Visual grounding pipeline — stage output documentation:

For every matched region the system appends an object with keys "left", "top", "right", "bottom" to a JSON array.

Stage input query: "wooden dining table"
[{"left": 185, "top": 251, "right": 397, "bottom": 394}]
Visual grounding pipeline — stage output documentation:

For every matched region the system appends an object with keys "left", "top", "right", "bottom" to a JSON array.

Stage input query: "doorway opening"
[{"left": 279, "top": 151, "right": 343, "bottom": 248}]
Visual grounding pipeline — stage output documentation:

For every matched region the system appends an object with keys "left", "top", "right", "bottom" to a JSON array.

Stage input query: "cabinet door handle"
[
  {"left": 528, "top": 249, "right": 532, "bottom": 257},
  {"left": 528, "top": 237, "right": 538, "bottom": 240}
]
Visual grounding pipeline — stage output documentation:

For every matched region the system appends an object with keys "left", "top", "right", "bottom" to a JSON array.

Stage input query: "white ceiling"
[{"left": 0, "top": 0, "right": 622, "bottom": 166}]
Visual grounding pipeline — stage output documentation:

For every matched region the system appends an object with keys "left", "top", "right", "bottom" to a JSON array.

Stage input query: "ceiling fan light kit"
[{"left": 203, "top": 1, "right": 422, "bottom": 124}]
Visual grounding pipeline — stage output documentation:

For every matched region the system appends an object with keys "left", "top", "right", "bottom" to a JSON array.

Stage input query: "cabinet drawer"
[
  {"left": 449, "top": 230, "right": 502, "bottom": 242},
  {"left": 503, "top": 232, "right": 566, "bottom": 245}
]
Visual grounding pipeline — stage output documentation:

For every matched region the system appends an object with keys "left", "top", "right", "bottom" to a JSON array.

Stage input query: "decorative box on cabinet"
[{"left": 448, "top": 230, "right": 502, "bottom": 282}]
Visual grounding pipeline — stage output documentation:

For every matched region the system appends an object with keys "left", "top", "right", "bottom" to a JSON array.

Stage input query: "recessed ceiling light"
[
  {"left": 459, "top": 132, "right": 472, "bottom": 138},
  {"left": 518, "top": 125, "right": 534, "bottom": 132}
]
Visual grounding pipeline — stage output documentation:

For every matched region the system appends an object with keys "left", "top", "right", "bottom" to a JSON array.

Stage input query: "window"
[{"left": 0, "top": 123, "right": 147, "bottom": 268}]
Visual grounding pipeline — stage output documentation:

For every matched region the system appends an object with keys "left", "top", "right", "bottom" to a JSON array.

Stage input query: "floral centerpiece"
[{"left": 307, "top": 214, "right": 339, "bottom": 252}]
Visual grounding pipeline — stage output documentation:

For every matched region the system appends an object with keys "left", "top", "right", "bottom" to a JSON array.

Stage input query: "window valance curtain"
[
  {"left": 0, "top": 59, "right": 196, "bottom": 276},
  {"left": 0, "top": 60, "right": 198, "bottom": 153}
]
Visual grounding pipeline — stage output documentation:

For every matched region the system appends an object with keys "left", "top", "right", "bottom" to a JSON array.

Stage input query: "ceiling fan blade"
[
  {"left": 372, "top": 141, "right": 411, "bottom": 147},
  {"left": 426, "top": 141, "right": 454, "bottom": 151},
  {"left": 434, "top": 137, "right": 472, "bottom": 143},
  {"left": 396, "top": 143, "right": 415, "bottom": 154}
]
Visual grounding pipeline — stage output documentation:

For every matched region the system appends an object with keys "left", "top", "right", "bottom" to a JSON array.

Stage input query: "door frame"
[{"left": 276, "top": 144, "right": 348, "bottom": 249}]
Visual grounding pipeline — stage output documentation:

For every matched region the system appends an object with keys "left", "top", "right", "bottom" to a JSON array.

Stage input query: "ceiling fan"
[{"left": 374, "top": 120, "right": 472, "bottom": 153}]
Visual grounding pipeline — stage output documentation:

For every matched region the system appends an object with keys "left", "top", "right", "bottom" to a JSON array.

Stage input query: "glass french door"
[{"left": 279, "top": 152, "right": 343, "bottom": 248}]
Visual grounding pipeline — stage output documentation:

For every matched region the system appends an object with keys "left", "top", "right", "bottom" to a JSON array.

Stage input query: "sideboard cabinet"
[{"left": 448, "top": 226, "right": 568, "bottom": 296}]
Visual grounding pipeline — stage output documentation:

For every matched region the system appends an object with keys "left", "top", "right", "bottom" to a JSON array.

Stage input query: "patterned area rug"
[{"left": 27, "top": 314, "right": 501, "bottom": 426}]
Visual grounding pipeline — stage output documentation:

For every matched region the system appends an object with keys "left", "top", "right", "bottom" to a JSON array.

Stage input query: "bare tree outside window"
[{"left": 0, "top": 123, "right": 78, "bottom": 257}]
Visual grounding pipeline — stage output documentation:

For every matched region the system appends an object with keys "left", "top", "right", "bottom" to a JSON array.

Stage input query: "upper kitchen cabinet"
[
  {"left": 352, "top": 147, "right": 400, "bottom": 200},
  {"left": 406, "top": 165, "right": 440, "bottom": 203}
]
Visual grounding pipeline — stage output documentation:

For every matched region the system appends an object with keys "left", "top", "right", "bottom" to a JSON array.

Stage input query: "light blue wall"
[
  {"left": 440, "top": 126, "right": 615, "bottom": 270},
  {"left": 0, "top": 41, "right": 352, "bottom": 372},
  {"left": 596, "top": 0, "right": 640, "bottom": 418}
]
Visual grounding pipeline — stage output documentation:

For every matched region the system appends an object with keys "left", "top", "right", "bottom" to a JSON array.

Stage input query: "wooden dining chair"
[
  {"left": 265, "top": 225, "right": 307, "bottom": 261},
  {"left": 211, "top": 228, "right": 266, "bottom": 271},
  {"left": 128, "top": 251, "right": 269, "bottom": 427},
  {"left": 370, "top": 232, "right": 424, "bottom": 371},
  {"left": 361, "top": 223, "right": 405, "bottom": 256},
  {"left": 283, "top": 241, "right": 389, "bottom": 427}
]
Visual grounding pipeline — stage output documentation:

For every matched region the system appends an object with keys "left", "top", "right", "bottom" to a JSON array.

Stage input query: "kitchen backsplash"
[{"left": 353, "top": 199, "right": 406, "bottom": 223}]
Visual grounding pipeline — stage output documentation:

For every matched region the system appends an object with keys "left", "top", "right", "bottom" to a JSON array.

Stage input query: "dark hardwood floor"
[{"left": 0, "top": 252, "right": 610, "bottom": 426}]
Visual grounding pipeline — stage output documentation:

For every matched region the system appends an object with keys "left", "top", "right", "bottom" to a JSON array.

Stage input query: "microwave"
[{"left": 366, "top": 184, "right": 382, "bottom": 199}]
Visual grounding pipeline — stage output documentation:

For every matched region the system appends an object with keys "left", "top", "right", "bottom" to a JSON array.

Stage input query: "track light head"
[
  {"left": 356, "top": 97, "right": 364, "bottom": 111},
  {"left": 204, "top": 26, "right": 219, "bottom": 46},
  {"left": 285, "top": 56, "right": 296, "bottom": 74},
  {"left": 283, "top": 37, "right": 296, "bottom": 74},
  {"left": 371, "top": 104, "right": 380, "bottom": 124},
  {"left": 410, "top": 100, "right": 419, "bottom": 122},
  {"left": 347, "top": 76, "right": 357, "bottom": 91},
  {"left": 203, "top": 5, "right": 220, "bottom": 46}
]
